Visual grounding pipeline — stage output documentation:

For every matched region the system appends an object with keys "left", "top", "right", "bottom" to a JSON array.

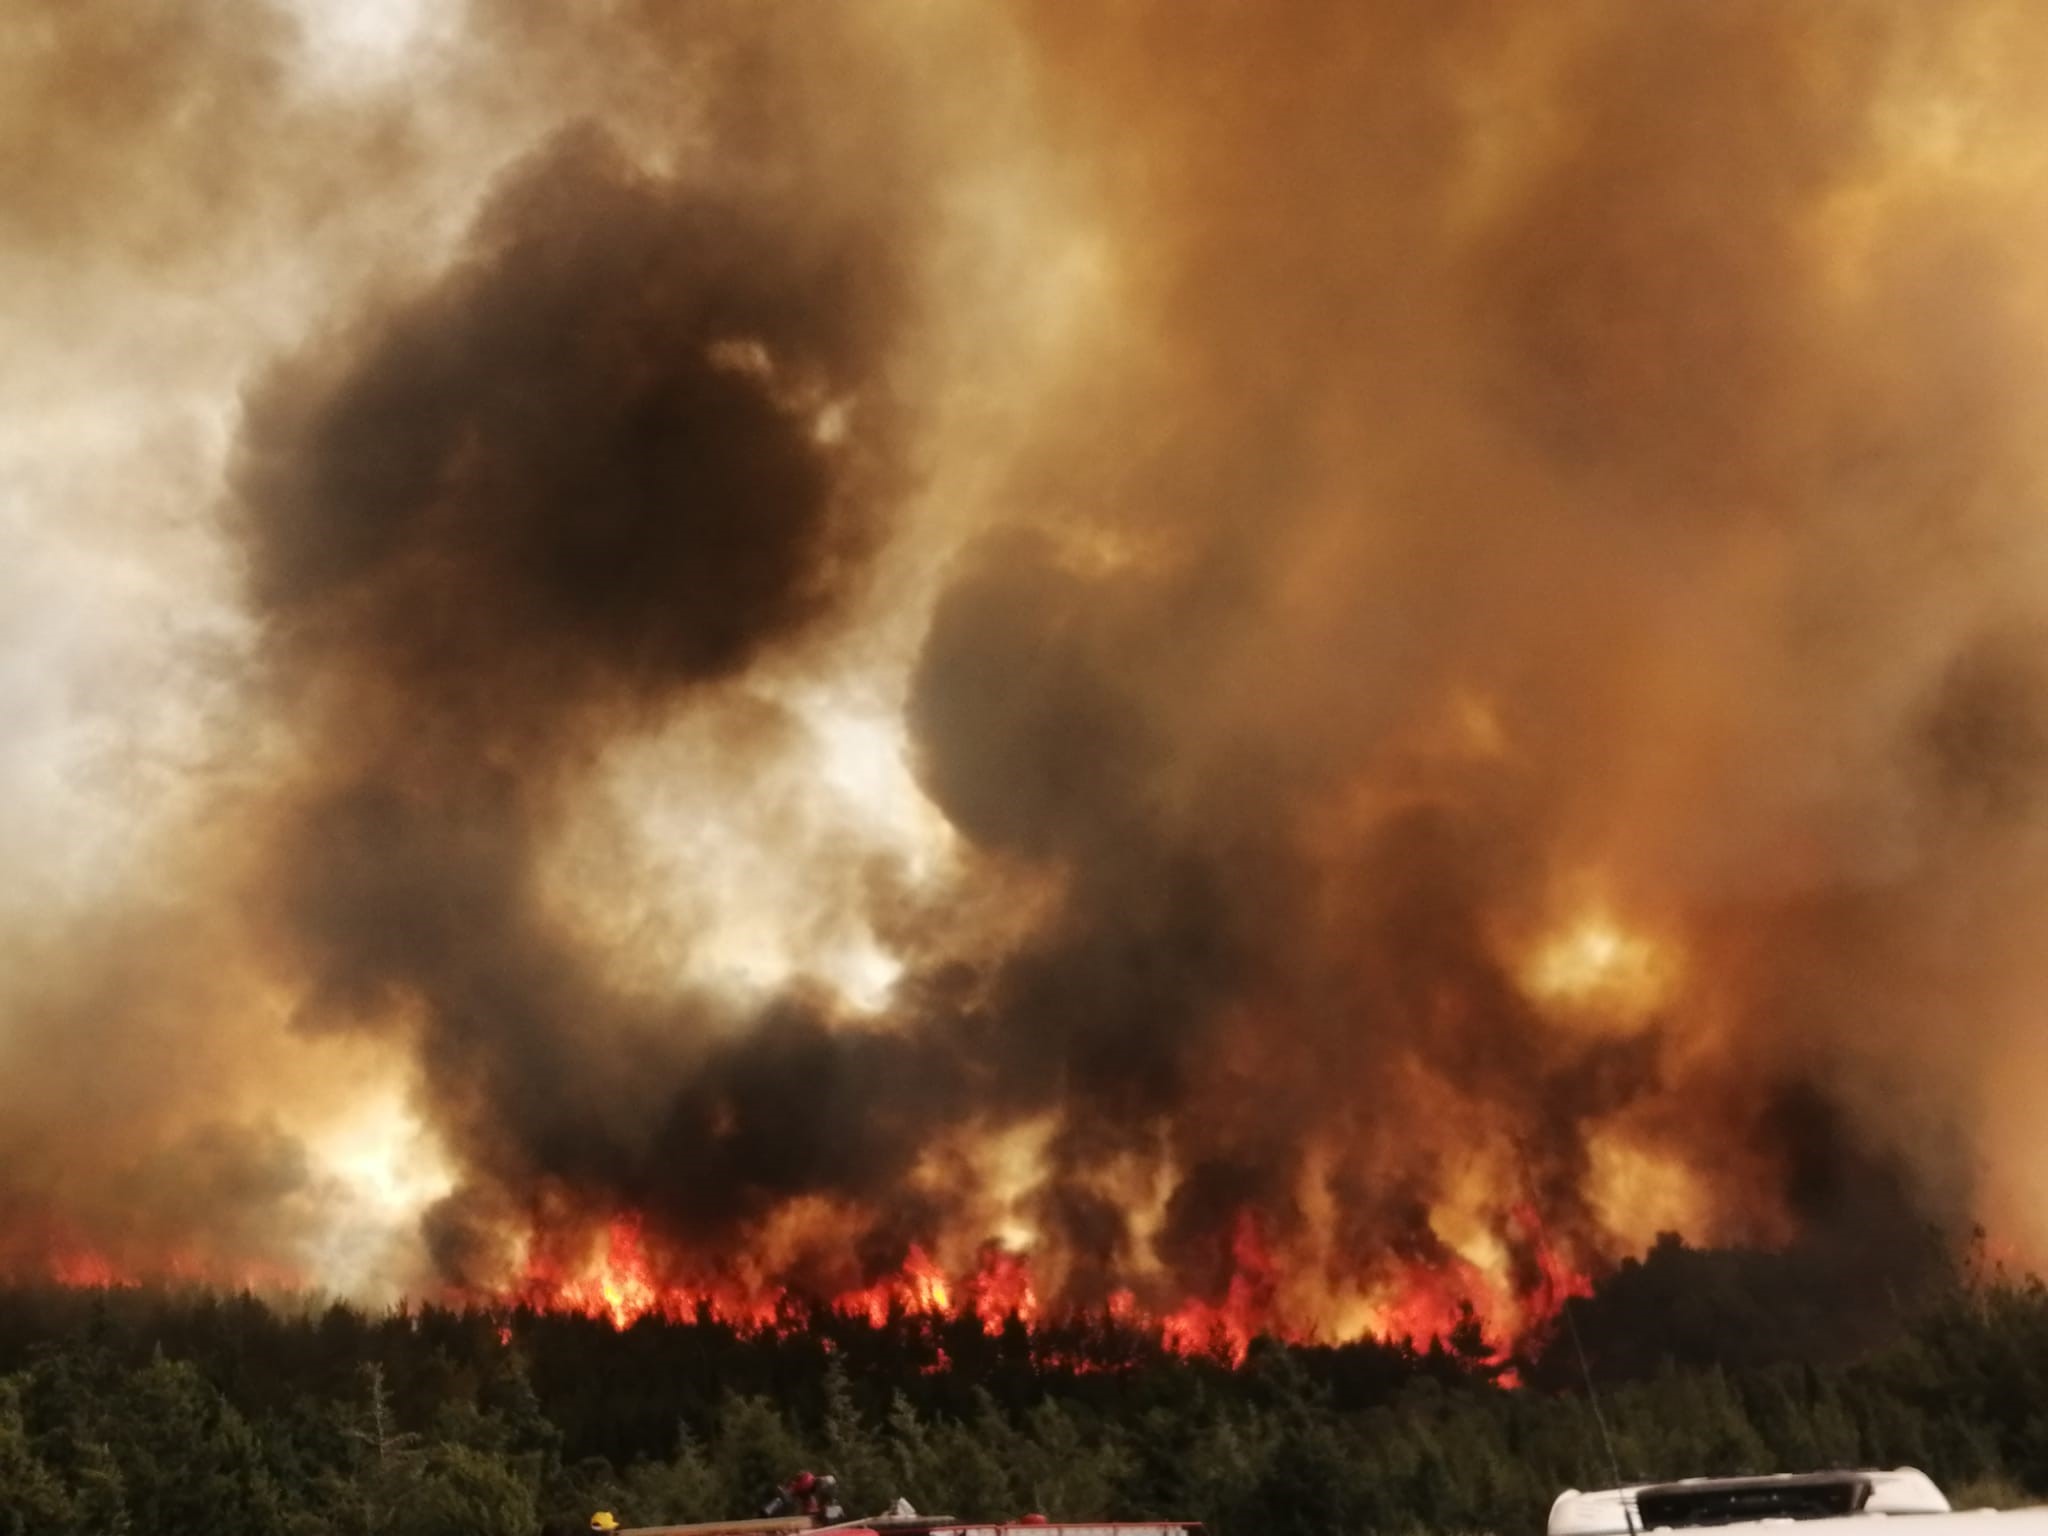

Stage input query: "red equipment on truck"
[{"left": 588, "top": 1497, "right": 1202, "bottom": 1536}]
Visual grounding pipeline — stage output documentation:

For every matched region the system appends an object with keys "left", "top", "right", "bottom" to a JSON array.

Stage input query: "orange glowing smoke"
[
  {"left": 42, "top": 1242, "right": 305, "bottom": 1296},
  {"left": 48, "top": 1248, "right": 122, "bottom": 1289}
]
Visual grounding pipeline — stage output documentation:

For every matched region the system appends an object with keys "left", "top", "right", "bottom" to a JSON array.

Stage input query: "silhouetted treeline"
[{"left": 0, "top": 1237, "right": 2041, "bottom": 1536}]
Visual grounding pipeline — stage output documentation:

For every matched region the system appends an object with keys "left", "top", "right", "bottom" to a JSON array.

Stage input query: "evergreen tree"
[
  {"left": 0, "top": 1375, "right": 78, "bottom": 1536},
  {"left": 820, "top": 1356, "right": 894, "bottom": 1516},
  {"left": 0, "top": 1255, "right": 2046, "bottom": 1536},
  {"left": 105, "top": 1353, "right": 284, "bottom": 1536}
]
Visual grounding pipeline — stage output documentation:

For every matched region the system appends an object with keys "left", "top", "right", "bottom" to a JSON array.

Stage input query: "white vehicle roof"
[{"left": 1549, "top": 1470, "right": 1951, "bottom": 1536}]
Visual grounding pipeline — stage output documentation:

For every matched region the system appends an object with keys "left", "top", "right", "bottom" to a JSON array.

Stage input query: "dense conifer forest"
[{"left": 3, "top": 1236, "right": 2043, "bottom": 1536}]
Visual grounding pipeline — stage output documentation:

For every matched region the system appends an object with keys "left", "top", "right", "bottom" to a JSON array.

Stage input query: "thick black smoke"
[
  {"left": 232, "top": 124, "right": 944, "bottom": 1279},
  {"left": 239, "top": 126, "right": 894, "bottom": 714}
]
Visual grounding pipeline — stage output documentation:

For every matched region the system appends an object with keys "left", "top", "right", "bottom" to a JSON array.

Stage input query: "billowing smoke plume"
[
  {"left": 6, "top": 0, "right": 2048, "bottom": 1339},
  {"left": 233, "top": 114, "right": 926, "bottom": 1269}
]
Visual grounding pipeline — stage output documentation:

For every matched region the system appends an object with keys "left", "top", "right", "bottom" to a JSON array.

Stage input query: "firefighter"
[
  {"left": 765, "top": 1471, "right": 820, "bottom": 1520},
  {"left": 765, "top": 1471, "right": 841, "bottom": 1524}
]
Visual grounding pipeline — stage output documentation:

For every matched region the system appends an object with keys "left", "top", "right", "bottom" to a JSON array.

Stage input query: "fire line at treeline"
[{"left": 44, "top": 1204, "right": 1592, "bottom": 1377}]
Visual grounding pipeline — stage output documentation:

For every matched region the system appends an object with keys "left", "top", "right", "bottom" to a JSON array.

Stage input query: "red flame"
[
  {"left": 41, "top": 1240, "right": 304, "bottom": 1295},
  {"left": 539, "top": 1215, "right": 662, "bottom": 1329},
  {"left": 49, "top": 1248, "right": 122, "bottom": 1289},
  {"left": 508, "top": 1216, "right": 785, "bottom": 1330},
  {"left": 970, "top": 1244, "right": 1040, "bottom": 1334},
  {"left": 1515, "top": 1202, "right": 1595, "bottom": 1316},
  {"left": 1160, "top": 1210, "right": 1278, "bottom": 1364},
  {"left": 836, "top": 1241, "right": 953, "bottom": 1328},
  {"left": 494, "top": 1204, "right": 1590, "bottom": 1375},
  {"left": 1378, "top": 1256, "right": 1491, "bottom": 1347},
  {"left": 29, "top": 1202, "right": 1592, "bottom": 1380}
]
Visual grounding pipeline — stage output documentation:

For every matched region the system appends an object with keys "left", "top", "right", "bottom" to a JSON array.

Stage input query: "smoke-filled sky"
[{"left": 6, "top": 0, "right": 2048, "bottom": 1331}]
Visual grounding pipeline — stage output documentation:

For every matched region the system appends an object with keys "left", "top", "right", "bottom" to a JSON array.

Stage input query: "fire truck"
[{"left": 588, "top": 1509, "right": 1200, "bottom": 1536}]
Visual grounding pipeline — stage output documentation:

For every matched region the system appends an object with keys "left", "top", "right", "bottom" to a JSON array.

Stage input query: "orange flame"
[
  {"left": 31, "top": 1201, "right": 1592, "bottom": 1380},
  {"left": 49, "top": 1248, "right": 122, "bottom": 1289},
  {"left": 39, "top": 1240, "right": 305, "bottom": 1296},
  {"left": 970, "top": 1244, "right": 1040, "bottom": 1334},
  {"left": 836, "top": 1242, "right": 953, "bottom": 1328},
  {"left": 493, "top": 1201, "right": 1589, "bottom": 1377}
]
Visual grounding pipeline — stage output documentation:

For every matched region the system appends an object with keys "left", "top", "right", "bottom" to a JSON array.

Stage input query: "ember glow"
[{"left": 7, "top": 0, "right": 2048, "bottom": 1356}]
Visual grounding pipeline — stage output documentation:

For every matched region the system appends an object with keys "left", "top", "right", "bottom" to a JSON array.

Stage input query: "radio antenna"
[{"left": 1562, "top": 1290, "right": 1637, "bottom": 1536}]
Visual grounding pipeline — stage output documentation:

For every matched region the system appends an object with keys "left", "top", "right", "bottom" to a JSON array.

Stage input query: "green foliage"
[
  {"left": 384, "top": 1442, "right": 538, "bottom": 1536},
  {"left": 5, "top": 1264, "right": 2048, "bottom": 1535},
  {"left": 108, "top": 1354, "right": 285, "bottom": 1535},
  {"left": 820, "top": 1358, "right": 894, "bottom": 1515},
  {"left": 622, "top": 1424, "right": 722, "bottom": 1526},
  {"left": 0, "top": 1376, "right": 78, "bottom": 1536}
]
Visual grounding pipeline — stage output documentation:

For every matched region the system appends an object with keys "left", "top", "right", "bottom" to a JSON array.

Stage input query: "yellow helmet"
[{"left": 591, "top": 1515, "right": 620, "bottom": 1532}]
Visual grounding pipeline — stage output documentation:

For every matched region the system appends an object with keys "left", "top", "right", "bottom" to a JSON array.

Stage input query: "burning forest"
[{"left": 6, "top": 0, "right": 2048, "bottom": 1376}]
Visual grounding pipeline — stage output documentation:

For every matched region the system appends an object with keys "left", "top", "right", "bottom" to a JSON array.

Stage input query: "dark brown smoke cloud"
[
  {"left": 8, "top": 0, "right": 2048, "bottom": 1330},
  {"left": 228, "top": 113, "right": 940, "bottom": 1272},
  {"left": 239, "top": 120, "right": 898, "bottom": 727},
  {"left": 886, "top": 0, "right": 2048, "bottom": 1310}
]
